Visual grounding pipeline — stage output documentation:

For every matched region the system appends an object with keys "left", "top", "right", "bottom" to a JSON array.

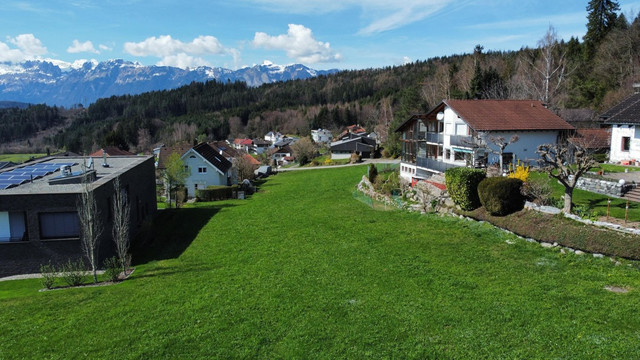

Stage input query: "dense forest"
[{"left": 0, "top": 0, "right": 636, "bottom": 156}]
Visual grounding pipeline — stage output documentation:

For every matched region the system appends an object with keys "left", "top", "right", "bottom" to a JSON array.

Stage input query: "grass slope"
[{"left": 1, "top": 166, "right": 640, "bottom": 358}]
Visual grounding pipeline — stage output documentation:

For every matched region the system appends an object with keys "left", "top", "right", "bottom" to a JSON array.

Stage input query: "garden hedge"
[
  {"left": 477, "top": 177, "right": 525, "bottom": 216},
  {"left": 196, "top": 185, "right": 238, "bottom": 201},
  {"left": 444, "top": 167, "right": 486, "bottom": 210}
]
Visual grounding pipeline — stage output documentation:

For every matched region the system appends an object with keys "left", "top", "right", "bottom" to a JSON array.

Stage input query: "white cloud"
[
  {"left": 67, "top": 39, "right": 99, "bottom": 54},
  {"left": 124, "top": 35, "right": 226, "bottom": 57},
  {"left": 157, "top": 53, "right": 210, "bottom": 68},
  {"left": 123, "top": 35, "right": 234, "bottom": 69},
  {"left": 0, "top": 34, "right": 47, "bottom": 62},
  {"left": 240, "top": 0, "right": 454, "bottom": 34},
  {"left": 252, "top": 24, "right": 342, "bottom": 63},
  {"left": 98, "top": 44, "right": 112, "bottom": 51}
]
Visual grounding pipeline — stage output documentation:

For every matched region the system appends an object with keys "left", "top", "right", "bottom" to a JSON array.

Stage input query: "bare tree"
[
  {"left": 78, "top": 171, "right": 103, "bottom": 284},
  {"left": 537, "top": 141, "right": 596, "bottom": 213},
  {"left": 521, "top": 25, "right": 572, "bottom": 107},
  {"left": 112, "top": 176, "right": 131, "bottom": 276},
  {"left": 234, "top": 155, "right": 256, "bottom": 182},
  {"left": 473, "top": 133, "right": 519, "bottom": 171},
  {"left": 291, "top": 137, "right": 318, "bottom": 166}
]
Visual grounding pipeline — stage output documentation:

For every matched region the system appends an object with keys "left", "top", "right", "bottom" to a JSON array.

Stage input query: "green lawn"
[
  {"left": 0, "top": 153, "right": 46, "bottom": 163},
  {"left": 1, "top": 166, "right": 640, "bottom": 358},
  {"left": 530, "top": 171, "right": 640, "bottom": 222}
]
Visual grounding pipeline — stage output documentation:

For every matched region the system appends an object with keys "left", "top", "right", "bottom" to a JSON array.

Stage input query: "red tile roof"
[
  {"left": 570, "top": 128, "right": 611, "bottom": 149},
  {"left": 443, "top": 100, "right": 574, "bottom": 132}
]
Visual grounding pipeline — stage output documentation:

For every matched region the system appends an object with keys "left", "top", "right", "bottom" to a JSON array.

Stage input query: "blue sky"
[{"left": 2, "top": 0, "right": 640, "bottom": 70}]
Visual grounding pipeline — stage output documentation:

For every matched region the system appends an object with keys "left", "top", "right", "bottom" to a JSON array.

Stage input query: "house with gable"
[
  {"left": 599, "top": 92, "right": 640, "bottom": 164},
  {"left": 396, "top": 99, "right": 574, "bottom": 181},
  {"left": 181, "top": 143, "right": 235, "bottom": 197},
  {"left": 157, "top": 143, "right": 235, "bottom": 198}
]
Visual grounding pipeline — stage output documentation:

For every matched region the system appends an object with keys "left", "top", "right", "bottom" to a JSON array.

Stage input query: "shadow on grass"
[{"left": 131, "top": 204, "right": 235, "bottom": 265}]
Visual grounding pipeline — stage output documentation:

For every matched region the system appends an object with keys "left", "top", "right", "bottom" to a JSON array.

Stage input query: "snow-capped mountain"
[{"left": 0, "top": 60, "right": 339, "bottom": 107}]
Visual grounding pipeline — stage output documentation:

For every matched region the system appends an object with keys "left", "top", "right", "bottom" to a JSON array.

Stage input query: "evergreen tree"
[{"left": 584, "top": 0, "right": 620, "bottom": 50}]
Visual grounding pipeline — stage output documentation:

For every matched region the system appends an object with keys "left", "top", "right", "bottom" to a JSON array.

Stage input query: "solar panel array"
[{"left": 0, "top": 162, "right": 76, "bottom": 190}]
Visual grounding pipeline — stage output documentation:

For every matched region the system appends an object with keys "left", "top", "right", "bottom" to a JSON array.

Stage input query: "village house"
[
  {"left": 396, "top": 99, "right": 574, "bottom": 181},
  {"left": 311, "top": 128, "right": 333, "bottom": 143}
]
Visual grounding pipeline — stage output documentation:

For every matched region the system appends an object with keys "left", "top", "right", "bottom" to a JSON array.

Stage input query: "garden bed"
[{"left": 460, "top": 207, "right": 640, "bottom": 260}]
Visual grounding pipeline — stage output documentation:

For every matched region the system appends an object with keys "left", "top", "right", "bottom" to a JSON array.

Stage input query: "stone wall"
[{"left": 572, "top": 176, "right": 631, "bottom": 198}]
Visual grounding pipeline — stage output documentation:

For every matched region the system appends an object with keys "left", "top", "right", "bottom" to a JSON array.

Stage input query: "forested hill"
[{"left": 2, "top": 0, "right": 636, "bottom": 156}]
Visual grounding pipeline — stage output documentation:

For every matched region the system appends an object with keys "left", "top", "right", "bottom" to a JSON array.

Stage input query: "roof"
[
  {"left": 569, "top": 128, "right": 611, "bottom": 149},
  {"left": 601, "top": 93, "right": 640, "bottom": 124},
  {"left": 191, "top": 143, "right": 232, "bottom": 173},
  {"left": 156, "top": 144, "right": 192, "bottom": 170},
  {"left": 330, "top": 137, "right": 375, "bottom": 152},
  {"left": 243, "top": 154, "right": 261, "bottom": 166},
  {"left": 89, "top": 146, "right": 134, "bottom": 157},
  {"left": 0, "top": 156, "right": 152, "bottom": 195},
  {"left": 233, "top": 138, "right": 253, "bottom": 146},
  {"left": 395, "top": 114, "right": 429, "bottom": 133},
  {"left": 437, "top": 100, "right": 574, "bottom": 132},
  {"left": 252, "top": 139, "right": 271, "bottom": 146},
  {"left": 270, "top": 145, "right": 293, "bottom": 155}
]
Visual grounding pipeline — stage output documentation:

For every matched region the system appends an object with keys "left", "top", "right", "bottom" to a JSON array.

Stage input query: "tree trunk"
[{"left": 563, "top": 186, "right": 573, "bottom": 214}]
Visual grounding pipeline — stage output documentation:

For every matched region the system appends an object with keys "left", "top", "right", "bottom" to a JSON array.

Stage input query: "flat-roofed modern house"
[
  {"left": 396, "top": 99, "right": 574, "bottom": 181},
  {"left": 0, "top": 155, "right": 157, "bottom": 277}
]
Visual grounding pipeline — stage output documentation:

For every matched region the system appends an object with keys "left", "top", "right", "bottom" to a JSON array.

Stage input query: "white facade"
[
  {"left": 441, "top": 107, "right": 559, "bottom": 167},
  {"left": 311, "top": 129, "right": 333, "bottom": 143},
  {"left": 181, "top": 149, "right": 229, "bottom": 197},
  {"left": 609, "top": 125, "right": 640, "bottom": 162}
]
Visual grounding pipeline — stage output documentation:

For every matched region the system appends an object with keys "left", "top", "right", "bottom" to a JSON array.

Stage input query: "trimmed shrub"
[
  {"left": 196, "top": 185, "right": 238, "bottom": 201},
  {"left": 445, "top": 167, "right": 486, "bottom": 210},
  {"left": 477, "top": 177, "right": 525, "bottom": 216}
]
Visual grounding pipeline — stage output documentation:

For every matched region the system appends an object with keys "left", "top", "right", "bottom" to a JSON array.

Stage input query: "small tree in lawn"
[
  {"left": 112, "top": 176, "right": 131, "bottom": 276},
  {"left": 164, "top": 152, "right": 188, "bottom": 208},
  {"left": 537, "top": 140, "right": 596, "bottom": 214},
  {"left": 234, "top": 155, "right": 255, "bottom": 183},
  {"left": 78, "top": 174, "right": 103, "bottom": 284}
]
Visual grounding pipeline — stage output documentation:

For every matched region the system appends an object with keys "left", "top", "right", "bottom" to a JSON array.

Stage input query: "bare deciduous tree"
[
  {"left": 521, "top": 25, "right": 572, "bottom": 107},
  {"left": 537, "top": 140, "right": 597, "bottom": 213},
  {"left": 234, "top": 155, "right": 256, "bottom": 182},
  {"left": 78, "top": 171, "right": 103, "bottom": 284},
  {"left": 112, "top": 176, "right": 131, "bottom": 276}
]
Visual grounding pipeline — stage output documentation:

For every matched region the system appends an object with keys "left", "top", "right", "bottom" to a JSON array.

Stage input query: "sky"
[{"left": 1, "top": 0, "right": 640, "bottom": 71}]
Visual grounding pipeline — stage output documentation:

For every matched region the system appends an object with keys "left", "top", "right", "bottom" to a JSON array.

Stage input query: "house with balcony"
[{"left": 396, "top": 99, "right": 574, "bottom": 181}]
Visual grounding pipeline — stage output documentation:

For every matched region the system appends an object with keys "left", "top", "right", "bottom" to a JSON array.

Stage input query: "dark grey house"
[{"left": 0, "top": 155, "right": 157, "bottom": 277}]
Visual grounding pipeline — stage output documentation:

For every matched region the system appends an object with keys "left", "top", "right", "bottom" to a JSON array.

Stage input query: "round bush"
[
  {"left": 445, "top": 167, "right": 486, "bottom": 210},
  {"left": 477, "top": 177, "right": 525, "bottom": 216}
]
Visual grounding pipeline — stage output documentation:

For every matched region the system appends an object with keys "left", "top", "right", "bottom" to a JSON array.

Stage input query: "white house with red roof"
[{"left": 396, "top": 99, "right": 574, "bottom": 181}]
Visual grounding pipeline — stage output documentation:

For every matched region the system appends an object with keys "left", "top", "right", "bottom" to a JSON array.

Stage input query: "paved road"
[{"left": 277, "top": 158, "right": 400, "bottom": 172}]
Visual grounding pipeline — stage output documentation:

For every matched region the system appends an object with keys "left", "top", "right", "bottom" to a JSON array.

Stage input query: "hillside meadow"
[{"left": 1, "top": 166, "right": 640, "bottom": 358}]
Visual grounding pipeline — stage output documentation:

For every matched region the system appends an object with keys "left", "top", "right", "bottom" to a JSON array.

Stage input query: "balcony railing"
[
  {"left": 425, "top": 132, "right": 443, "bottom": 143},
  {"left": 449, "top": 135, "right": 474, "bottom": 147},
  {"left": 416, "top": 157, "right": 461, "bottom": 173}
]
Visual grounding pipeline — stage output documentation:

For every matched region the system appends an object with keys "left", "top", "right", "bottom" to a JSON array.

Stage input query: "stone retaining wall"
[{"left": 572, "top": 176, "right": 631, "bottom": 198}]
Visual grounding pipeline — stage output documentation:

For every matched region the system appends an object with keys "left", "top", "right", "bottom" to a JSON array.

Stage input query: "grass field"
[
  {"left": 1, "top": 166, "right": 640, "bottom": 358},
  {"left": 0, "top": 153, "right": 46, "bottom": 163}
]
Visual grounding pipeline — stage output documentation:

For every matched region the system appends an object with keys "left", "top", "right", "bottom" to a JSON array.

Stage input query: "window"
[
  {"left": 0, "top": 211, "right": 26, "bottom": 242},
  {"left": 198, "top": 167, "right": 207, "bottom": 173},
  {"left": 622, "top": 136, "right": 631, "bottom": 151},
  {"left": 39, "top": 212, "right": 80, "bottom": 239}
]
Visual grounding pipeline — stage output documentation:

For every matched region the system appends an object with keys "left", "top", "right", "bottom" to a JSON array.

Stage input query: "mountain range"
[{"left": 0, "top": 60, "right": 339, "bottom": 107}]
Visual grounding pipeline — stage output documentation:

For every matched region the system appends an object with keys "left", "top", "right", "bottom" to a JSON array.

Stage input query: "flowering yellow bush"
[{"left": 507, "top": 161, "right": 530, "bottom": 182}]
